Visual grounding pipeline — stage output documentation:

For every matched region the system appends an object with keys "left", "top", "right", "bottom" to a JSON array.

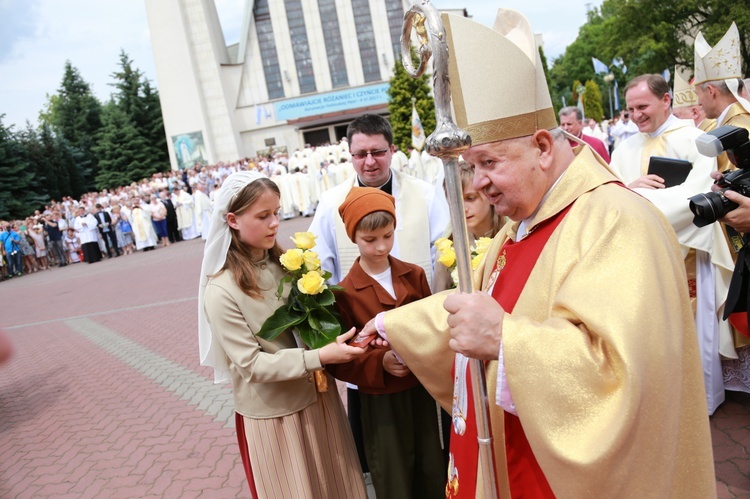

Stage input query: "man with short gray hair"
[{"left": 558, "top": 106, "right": 610, "bottom": 162}]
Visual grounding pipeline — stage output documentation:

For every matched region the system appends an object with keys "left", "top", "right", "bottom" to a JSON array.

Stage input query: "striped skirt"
[{"left": 237, "top": 382, "right": 366, "bottom": 499}]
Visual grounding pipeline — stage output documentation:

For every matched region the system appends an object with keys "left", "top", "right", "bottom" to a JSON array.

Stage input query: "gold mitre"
[
  {"left": 672, "top": 69, "right": 698, "bottom": 109},
  {"left": 442, "top": 9, "right": 557, "bottom": 146},
  {"left": 693, "top": 22, "right": 742, "bottom": 85}
]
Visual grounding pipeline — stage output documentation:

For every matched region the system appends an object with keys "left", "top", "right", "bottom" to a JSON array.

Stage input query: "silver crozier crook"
[{"left": 401, "top": 2, "right": 498, "bottom": 498}]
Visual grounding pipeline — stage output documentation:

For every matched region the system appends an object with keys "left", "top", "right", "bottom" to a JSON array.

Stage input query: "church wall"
[{"left": 147, "top": 0, "right": 464, "bottom": 168}]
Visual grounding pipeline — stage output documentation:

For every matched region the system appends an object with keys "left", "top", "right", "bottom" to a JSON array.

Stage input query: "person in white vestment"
[
  {"left": 131, "top": 198, "right": 158, "bottom": 251},
  {"left": 73, "top": 206, "right": 101, "bottom": 263},
  {"left": 390, "top": 147, "right": 409, "bottom": 173},
  {"left": 610, "top": 73, "right": 733, "bottom": 414},
  {"left": 193, "top": 184, "right": 213, "bottom": 240},
  {"left": 420, "top": 150, "right": 443, "bottom": 184},
  {"left": 175, "top": 185, "right": 200, "bottom": 240},
  {"left": 408, "top": 147, "right": 424, "bottom": 180}
]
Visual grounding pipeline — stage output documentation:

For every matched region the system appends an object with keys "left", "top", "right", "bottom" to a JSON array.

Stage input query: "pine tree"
[
  {"left": 539, "top": 46, "right": 561, "bottom": 114},
  {"left": 93, "top": 104, "right": 152, "bottom": 190},
  {"left": 43, "top": 61, "right": 103, "bottom": 195},
  {"left": 0, "top": 117, "right": 46, "bottom": 219},
  {"left": 584, "top": 80, "right": 605, "bottom": 122},
  {"left": 109, "top": 51, "right": 169, "bottom": 173},
  {"left": 140, "top": 79, "right": 169, "bottom": 166},
  {"left": 387, "top": 59, "right": 436, "bottom": 154}
]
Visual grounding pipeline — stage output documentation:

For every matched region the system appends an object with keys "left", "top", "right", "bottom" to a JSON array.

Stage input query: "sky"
[{"left": 0, "top": 0, "right": 602, "bottom": 131}]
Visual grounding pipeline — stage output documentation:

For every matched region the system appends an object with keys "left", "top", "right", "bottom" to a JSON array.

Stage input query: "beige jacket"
[{"left": 203, "top": 263, "right": 322, "bottom": 419}]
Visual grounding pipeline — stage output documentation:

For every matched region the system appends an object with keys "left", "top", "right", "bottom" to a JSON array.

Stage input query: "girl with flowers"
[
  {"left": 432, "top": 161, "right": 505, "bottom": 292},
  {"left": 199, "top": 171, "right": 368, "bottom": 499}
]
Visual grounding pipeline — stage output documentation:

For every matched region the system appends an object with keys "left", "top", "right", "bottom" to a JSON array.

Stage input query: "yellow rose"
[
  {"left": 472, "top": 253, "right": 483, "bottom": 270},
  {"left": 438, "top": 247, "right": 456, "bottom": 268},
  {"left": 298, "top": 271, "right": 327, "bottom": 295},
  {"left": 435, "top": 237, "right": 453, "bottom": 253},
  {"left": 473, "top": 237, "right": 492, "bottom": 256},
  {"left": 291, "top": 232, "right": 317, "bottom": 250},
  {"left": 280, "top": 248, "right": 304, "bottom": 271},
  {"left": 303, "top": 250, "right": 320, "bottom": 271}
]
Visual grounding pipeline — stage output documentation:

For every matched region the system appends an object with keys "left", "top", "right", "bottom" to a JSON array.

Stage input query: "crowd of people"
[{"left": 0, "top": 138, "right": 448, "bottom": 283}]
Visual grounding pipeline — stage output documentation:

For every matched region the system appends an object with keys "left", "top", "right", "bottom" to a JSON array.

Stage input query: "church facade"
[{"left": 146, "top": 0, "right": 466, "bottom": 170}]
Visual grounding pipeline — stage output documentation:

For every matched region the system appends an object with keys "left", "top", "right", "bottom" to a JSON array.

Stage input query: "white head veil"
[{"left": 198, "top": 170, "right": 265, "bottom": 383}]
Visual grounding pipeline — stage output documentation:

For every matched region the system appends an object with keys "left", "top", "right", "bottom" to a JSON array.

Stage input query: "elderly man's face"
[
  {"left": 463, "top": 135, "right": 548, "bottom": 222},
  {"left": 694, "top": 84, "right": 720, "bottom": 119},
  {"left": 625, "top": 81, "right": 671, "bottom": 134},
  {"left": 559, "top": 113, "right": 582, "bottom": 136}
]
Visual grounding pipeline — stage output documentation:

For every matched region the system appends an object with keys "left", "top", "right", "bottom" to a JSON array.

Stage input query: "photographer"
[{"left": 708, "top": 171, "right": 750, "bottom": 232}]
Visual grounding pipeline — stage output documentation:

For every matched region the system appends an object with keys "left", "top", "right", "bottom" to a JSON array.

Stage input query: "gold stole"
[{"left": 132, "top": 209, "right": 146, "bottom": 241}]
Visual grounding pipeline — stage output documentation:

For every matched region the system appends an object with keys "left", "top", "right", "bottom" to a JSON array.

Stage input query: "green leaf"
[
  {"left": 310, "top": 307, "right": 341, "bottom": 338},
  {"left": 277, "top": 275, "right": 292, "bottom": 298},
  {"left": 257, "top": 305, "right": 306, "bottom": 341},
  {"left": 296, "top": 307, "right": 342, "bottom": 349},
  {"left": 315, "top": 288, "right": 336, "bottom": 307},
  {"left": 328, "top": 285, "right": 345, "bottom": 292}
]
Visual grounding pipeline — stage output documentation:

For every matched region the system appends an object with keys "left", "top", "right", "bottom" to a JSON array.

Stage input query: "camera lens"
[
  {"left": 688, "top": 190, "right": 738, "bottom": 227},
  {"left": 624, "top": 113, "right": 629, "bottom": 118}
]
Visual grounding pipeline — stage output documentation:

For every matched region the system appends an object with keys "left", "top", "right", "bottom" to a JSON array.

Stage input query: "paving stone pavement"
[{"left": 0, "top": 215, "right": 748, "bottom": 498}]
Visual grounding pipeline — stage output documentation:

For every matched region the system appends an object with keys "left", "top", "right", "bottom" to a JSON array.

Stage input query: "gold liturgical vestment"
[{"left": 383, "top": 148, "right": 716, "bottom": 498}]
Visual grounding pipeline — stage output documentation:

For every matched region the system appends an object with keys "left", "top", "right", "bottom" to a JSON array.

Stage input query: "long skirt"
[{"left": 236, "top": 380, "right": 366, "bottom": 499}]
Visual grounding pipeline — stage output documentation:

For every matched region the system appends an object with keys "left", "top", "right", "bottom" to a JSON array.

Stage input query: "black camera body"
[{"left": 688, "top": 125, "right": 750, "bottom": 227}]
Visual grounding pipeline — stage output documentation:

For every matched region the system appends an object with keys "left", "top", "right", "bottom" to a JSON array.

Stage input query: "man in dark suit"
[
  {"left": 92, "top": 204, "right": 120, "bottom": 258},
  {"left": 159, "top": 189, "right": 182, "bottom": 243}
]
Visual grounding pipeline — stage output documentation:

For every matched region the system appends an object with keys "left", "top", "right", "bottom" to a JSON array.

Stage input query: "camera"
[
  {"left": 624, "top": 112, "right": 629, "bottom": 119},
  {"left": 688, "top": 125, "right": 750, "bottom": 227}
]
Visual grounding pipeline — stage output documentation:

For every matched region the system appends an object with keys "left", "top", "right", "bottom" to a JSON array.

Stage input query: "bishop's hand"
[{"left": 444, "top": 292, "right": 504, "bottom": 360}]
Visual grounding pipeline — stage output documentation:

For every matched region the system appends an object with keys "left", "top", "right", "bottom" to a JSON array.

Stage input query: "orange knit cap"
[{"left": 338, "top": 187, "right": 396, "bottom": 242}]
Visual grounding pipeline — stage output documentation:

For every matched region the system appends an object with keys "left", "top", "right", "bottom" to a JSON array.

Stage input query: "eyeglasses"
[{"left": 351, "top": 148, "right": 389, "bottom": 160}]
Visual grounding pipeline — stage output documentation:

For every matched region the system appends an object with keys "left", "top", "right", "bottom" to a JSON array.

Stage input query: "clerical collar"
[
  {"left": 649, "top": 114, "right": 678, "bottom": 138},
  {"left": 357, "top": 170, "right": 393, "bottom": 195},
  {"left": 516, "top": 172, "right": 566, "bottom": 242},
  {"left": 717, "top": 104, "right": 733, "bottom": 126}
]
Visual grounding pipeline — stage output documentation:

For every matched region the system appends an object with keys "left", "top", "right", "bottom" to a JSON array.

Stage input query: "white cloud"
[{"left": 0, "top": 0, "right": 156, "bottom": 130}]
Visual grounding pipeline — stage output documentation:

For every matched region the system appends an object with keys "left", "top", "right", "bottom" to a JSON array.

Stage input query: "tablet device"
[{"left": 647, "top": 156, "right": 692, "bottom": 188}]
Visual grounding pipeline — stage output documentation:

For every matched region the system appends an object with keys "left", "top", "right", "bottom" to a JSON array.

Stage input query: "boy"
[{"left": 327, "top": 187, "right": 444, "bottom": 499}]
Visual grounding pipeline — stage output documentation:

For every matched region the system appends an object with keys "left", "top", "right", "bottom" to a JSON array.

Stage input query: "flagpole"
[{"left": 402, "top": 3, "right": 498, "bottom": 498}]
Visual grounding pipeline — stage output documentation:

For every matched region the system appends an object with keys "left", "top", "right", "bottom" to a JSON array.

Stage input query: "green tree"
[
  {"left": 584, "top": 80, "right": 604, "bottom": 122},
  {"left": 41, "top": 61, "right": 102, "bottom": 195},
  {"left": 93, "top": 104, "right": 152, "bottom": 190},
  {"left": 539, "top": 46, "right": 560, "bottom": 114},
  {"left": 387, "top": 59, "right": 436, "bottom": 154},
  {"left": 550, "top": 0, "right": 750, "bottom": 106},
  {"left": 0, "top": 117, "right": 46, "bottom": 219},
  {"left": 109, "top": 50, "right": 169, "bottom": 171}
]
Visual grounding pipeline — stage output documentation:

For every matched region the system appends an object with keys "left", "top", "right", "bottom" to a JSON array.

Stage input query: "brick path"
[{"left": 0, "top": 216, "right": 748, "bottom": 498}]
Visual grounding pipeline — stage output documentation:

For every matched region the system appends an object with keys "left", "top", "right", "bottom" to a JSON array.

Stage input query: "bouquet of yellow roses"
[
  {"left": 435, "top": 236, "right": 493, "bottom": 287},
  {"left": 257, "top": 231, "right": 343, "bottom": 350}
]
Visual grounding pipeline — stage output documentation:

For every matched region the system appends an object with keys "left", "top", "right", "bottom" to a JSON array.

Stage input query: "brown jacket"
[{"left": 328, "top": 256, "right": 431, "bottom": 394}]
